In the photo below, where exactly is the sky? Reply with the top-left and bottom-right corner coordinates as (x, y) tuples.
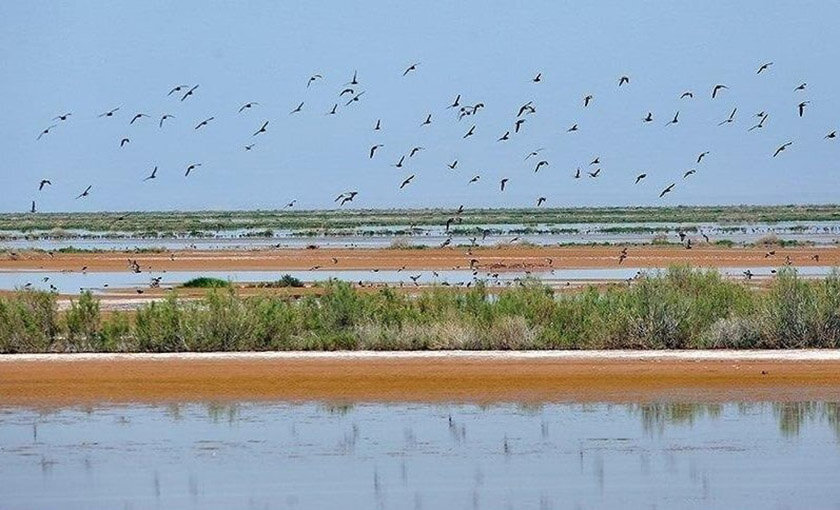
(1, 1), (838, 213)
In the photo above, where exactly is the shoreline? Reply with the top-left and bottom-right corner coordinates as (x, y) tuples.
(3, 350), (840, 406)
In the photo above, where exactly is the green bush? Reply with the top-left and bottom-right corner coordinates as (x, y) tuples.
(181, 277), (231, 289)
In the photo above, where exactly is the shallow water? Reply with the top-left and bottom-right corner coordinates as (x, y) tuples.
(1, 401), (839, 509)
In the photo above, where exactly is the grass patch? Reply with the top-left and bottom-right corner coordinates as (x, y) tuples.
(181, 277), (231, 288)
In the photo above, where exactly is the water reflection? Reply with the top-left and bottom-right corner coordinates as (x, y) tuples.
(2, 400), (839, 509)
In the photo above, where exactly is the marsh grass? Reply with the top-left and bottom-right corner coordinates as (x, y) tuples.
(2, 266), (840, 353)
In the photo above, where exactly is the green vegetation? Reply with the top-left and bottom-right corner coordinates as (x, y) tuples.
(181, 277), (231, 288)
(252, 274), (305, 288)
(2, 267), (840, 353)
(2, 205), (840, 235)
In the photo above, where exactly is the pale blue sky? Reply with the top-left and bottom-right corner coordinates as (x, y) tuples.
(1, 1), (838, 212)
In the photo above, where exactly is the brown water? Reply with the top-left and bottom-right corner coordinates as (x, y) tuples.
(1, 401), (839, 509)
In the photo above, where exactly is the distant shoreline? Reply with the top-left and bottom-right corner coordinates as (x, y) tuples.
(3, 350), (840, 406)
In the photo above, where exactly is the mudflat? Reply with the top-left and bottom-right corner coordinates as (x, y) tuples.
(2, 351), (840, 406)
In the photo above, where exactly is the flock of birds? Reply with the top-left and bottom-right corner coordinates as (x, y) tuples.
(28, 61), (836, 223)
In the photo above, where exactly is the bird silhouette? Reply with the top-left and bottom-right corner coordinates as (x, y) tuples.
(194, 117), (214, 130)
(400, 175), (415, 189)
(667, 111), (680, 125)
(618, 75), (630, 86)
(500, 178), (509, 191)
(463, 125), (476, 138)
(498, 131), (510, 141)
(588, 169), (601, 178)
(532, 72), (542, 83)
(185, 163), (202, 176)
(718, 108), (737, 126)
(252, 121), (268, 136)
(36, 125), (57, 140)
(168, 85), (189, 96)
(143, 166), (157, 181)
(583, 95), (593, 107)
(697, 151), (710, 163)
(574, 167), (581, 179)
(409, 146), (424, 157)
(635, 173), (646, 184)
(794, 83), (807, 91)
(748, 114), (768, 132)
(38, 179), (51, 190)
(326, 103), (337, 115)
(798, 101), (810, 117)
(98, 107), (120, 118)
(238, 102), (259, 113)
(307, 74), (323, 88)
(159, 114), (174, 128)
(30, 201), (36, 213)
(567, 124), (578, 132)
(403, 63), (419, 76)
(447, 94), (461, 109)
(339, 88), (354, 97)
(659, 183), (675, 198)
(120, 138), (130, 147)
(469, 175), (480, 184)
(290, 102), (304, 114)
(514, 119), (525, 133)
(712, 84), (728, 98)
(345, 91), (365, 106)
(590, 157), (600, 165)
(130, 113), (148, 124)
(76, 185), (92, 199)
(421, 114), (432, 126)
(525, 148), (544, 160)
(285, 200), (296, 208)
(53, 113), (71, 121)
(393, 155), (405, 168)
(369, 144), (384, 159)
(756, 62), (773, 74)
(773, 142), (793, 157)
(345, 70), (359, 85)
(826, 131), (837, 140)
(680, 91), (694, 99)
(374, 119), (381, 130)
(536, 197), (546, 206)
(447, 160), (458, 169)
(534, 160), (548, 173)
(180, 84), (199, 101)
(643, 112), (653, 123)
(683, 169), (696, 178)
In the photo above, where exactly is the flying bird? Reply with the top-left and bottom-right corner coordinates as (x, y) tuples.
(159, 114), (174, 128)
(168, 85), (189, 96)
(447, 94), (461, 109)
(536, 197), (546, 206)
(718, 108), (737, 126)
(567, 124), (578, 132)
(532, 72), (542, 83)
(773, 142), (793, 157)
(798, 101), (810, 117)
(498, 131), (510, 141)
(534, 160), (548, 173)
(185, 163), (201, 177)
(697, 151), (710, 163)
(252, 121), (268, 136)
(38, 179), (51, 190)
(339, 88), (354, 96)
(36, 125), (57, 140)
(463, 125), (476, 138)
(757, 62), (773, 74)
(712, 84), (728, 98)
(826, 131), (837, 140)
(643, 112), (653, 123)
(129, 113), (148, 124)
(500, 178), (509, 191)
(143, 166), (157, 181)
(290, 102), (304, 114)
(238, 102), (259, 113)
(748, 115), (768, 132)
(525, 148), (544, 160)
(120, 137), (130, 147)
(374, 119), (381, 130)
(307, 74), (323, 88)
(574, 167), (581, 179)
(30, 201), (36, 213)
(618, 75), (630, 86)
(583, 95), (593, 107)
(659, 183), (675, 198)
(421, 114), (432, 126)
(590, 157), (600, 165)
(447, 160), (458, 169)
(194, 117), (214, 130)
(409, 146), (424, 157)
(180, 84), (199, 101)
(345, 91), (365, 106)
(588, 169), (601, 178)
(76, 185), (92, 199)
(468, 175), (480, 184)
(403, 63), (419, 76)
(794, 83), (807, 91)
(98, 107), (120, 118)
(514, 119), (525, 133)
(345, 70), (359, 85)
(680, 91), (694, 99)
(400, 175), (415, 189)
(667, 111), (680, 125)
(393, 155), (405, 168)
(53, 113), (72, 121)
(635, 173), (646, 184)
(285, 200), (296, 209)
(369, 144), (384, 159)
(683, 169), (696, 179)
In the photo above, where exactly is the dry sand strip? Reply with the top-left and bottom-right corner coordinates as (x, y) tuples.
(1, 245), (837, 272)
(2, 350), (840, 406)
